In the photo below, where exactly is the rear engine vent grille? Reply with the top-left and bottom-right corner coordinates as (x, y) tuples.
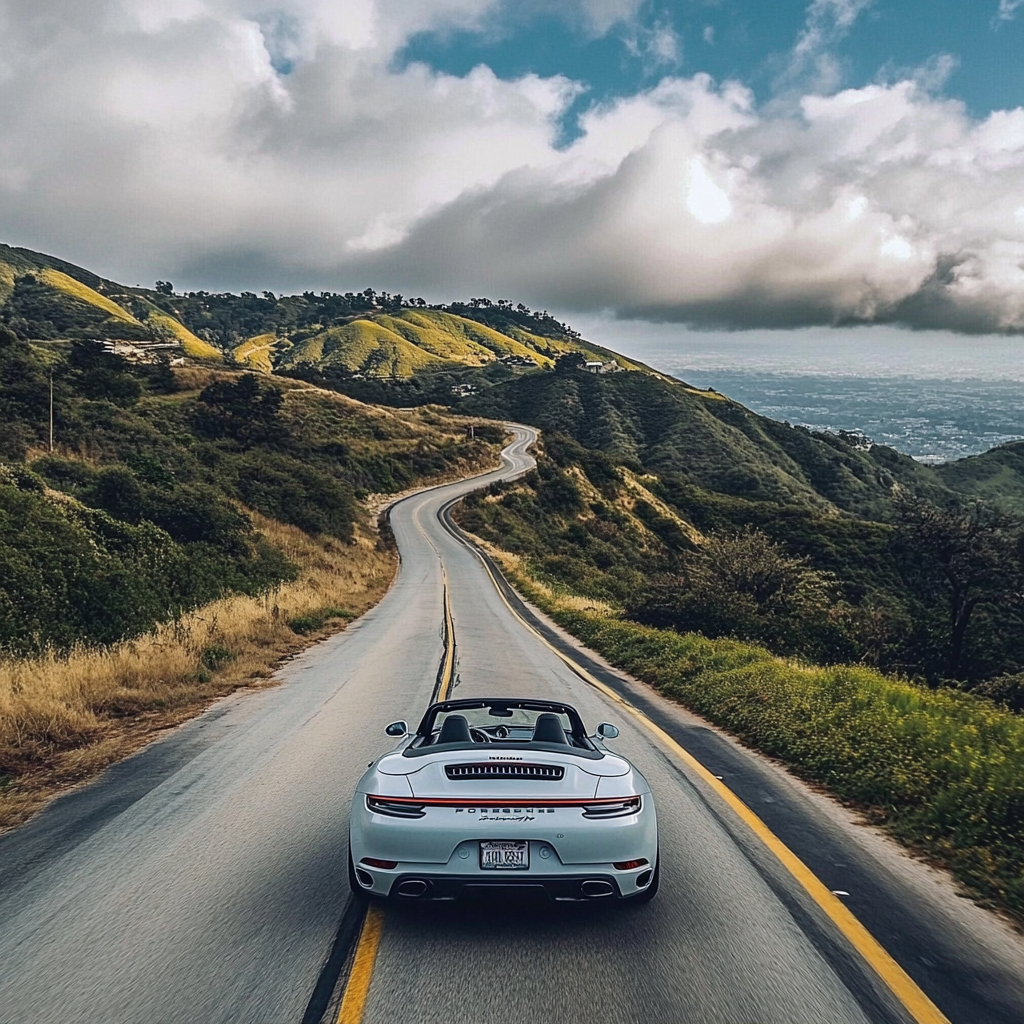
(445, 763), (565, 781)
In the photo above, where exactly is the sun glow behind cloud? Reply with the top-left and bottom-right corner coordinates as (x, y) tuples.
(686, 158), (732, 224)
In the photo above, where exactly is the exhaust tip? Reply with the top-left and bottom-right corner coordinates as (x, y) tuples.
(396, 879), (429, 898)
(580, 879), (615, 898)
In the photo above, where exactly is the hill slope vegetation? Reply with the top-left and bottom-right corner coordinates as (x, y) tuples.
(454, 367), (1024, 694)
(0, 328), (498, 654)
(0, 242), (643, 376)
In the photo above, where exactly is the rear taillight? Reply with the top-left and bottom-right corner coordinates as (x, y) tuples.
(361, 857), (398, 869)
(366, 795), (426, 818)
(582, 796), (641, 818)
(613, 857), (649, 870)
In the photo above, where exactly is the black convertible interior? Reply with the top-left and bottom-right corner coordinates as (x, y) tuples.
(403, 698), (603, 758)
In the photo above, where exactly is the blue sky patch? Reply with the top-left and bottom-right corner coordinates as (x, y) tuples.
(398, 0), (1024, 122)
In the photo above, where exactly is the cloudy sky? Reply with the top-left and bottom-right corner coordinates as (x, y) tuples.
(1, 0), (1023, 336)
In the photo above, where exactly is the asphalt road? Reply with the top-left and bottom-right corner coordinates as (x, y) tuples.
(1, 426), (1021, 1024)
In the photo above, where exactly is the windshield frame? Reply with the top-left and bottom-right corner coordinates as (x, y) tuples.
(402, 697), (601, 758)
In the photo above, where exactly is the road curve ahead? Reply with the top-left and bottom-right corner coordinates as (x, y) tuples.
(0, 426), (1014, 1024)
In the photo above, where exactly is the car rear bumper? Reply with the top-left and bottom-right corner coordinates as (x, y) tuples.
(351, 845), (657, 900)
(370, 871), (651, 901)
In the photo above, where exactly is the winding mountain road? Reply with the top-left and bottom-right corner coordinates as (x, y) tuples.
(1, 426), (1022, 1024)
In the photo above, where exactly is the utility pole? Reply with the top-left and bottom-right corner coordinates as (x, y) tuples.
(49, 372), (54, 452)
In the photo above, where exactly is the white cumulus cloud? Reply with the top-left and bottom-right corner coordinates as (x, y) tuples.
(0, 0), (1022, 335)
(996, 0), (1024, 23)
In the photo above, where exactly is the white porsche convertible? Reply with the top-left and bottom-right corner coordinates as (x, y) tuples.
(349, 698), (658, 902)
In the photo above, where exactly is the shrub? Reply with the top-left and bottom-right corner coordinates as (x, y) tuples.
(971, 672), (1024, 714)
(287, 606), (354, 634)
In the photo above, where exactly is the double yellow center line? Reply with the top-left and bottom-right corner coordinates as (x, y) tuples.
(334, 568), (456, 1024)
(437, 567), (456, 702)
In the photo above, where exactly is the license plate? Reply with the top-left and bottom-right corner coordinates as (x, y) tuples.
(480, 840), (529, 870)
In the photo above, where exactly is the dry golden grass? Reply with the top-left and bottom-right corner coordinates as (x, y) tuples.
(233, 333), (278, 372)
(171, 365), (232, 392)
(0, 513), (396, 831)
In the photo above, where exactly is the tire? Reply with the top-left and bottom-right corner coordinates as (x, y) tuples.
(627, 849), (660, 904)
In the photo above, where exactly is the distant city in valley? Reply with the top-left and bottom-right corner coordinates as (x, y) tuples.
(667, 372), (1024, 464)
(607, 329), (1024, 463)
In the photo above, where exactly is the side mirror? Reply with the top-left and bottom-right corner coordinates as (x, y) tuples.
(385, 721), (408, 737)
(597, 723), (619, 740)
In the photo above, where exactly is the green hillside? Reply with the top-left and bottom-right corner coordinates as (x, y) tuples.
(0, 243), (650, 378)
(935, 440), (1024, 510)
(455, 367), (1024, 694)
(460, 367), (951, 518)
(0, 243), (222, 359)
(263, 308), (644, 377)
(0, 329), (500, 654)
(280, 319), (448, 375)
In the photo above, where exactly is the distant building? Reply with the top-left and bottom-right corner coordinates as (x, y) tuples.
(100, 340), (180, 363)
(584, 360), (620, 374)
(450, 383), (478, 396)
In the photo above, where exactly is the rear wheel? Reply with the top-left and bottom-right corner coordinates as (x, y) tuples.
(626, 849), (660, 904)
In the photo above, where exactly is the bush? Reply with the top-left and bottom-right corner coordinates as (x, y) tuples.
(971, 672), (1024, 714)
(1, 465), (296, 655)
(226, 453), (356, 540)
(287, 606), (354, 634)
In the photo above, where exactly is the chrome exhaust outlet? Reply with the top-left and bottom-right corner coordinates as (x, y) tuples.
(580, 880), (615, 898)
(396, 879), (429, 898)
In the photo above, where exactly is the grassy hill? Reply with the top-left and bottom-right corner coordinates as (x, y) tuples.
(460, 367), (953, 518)
(233, 333), (284, 372)
(935, 440), (1024, 510)
(279, 319), (448, 375)
(454, 366), (1024, 692)
(0, 244), (223, 359)
(245, 307), (648, 377)
(0, 242), (650, 377)
(0, 330), (500, 655)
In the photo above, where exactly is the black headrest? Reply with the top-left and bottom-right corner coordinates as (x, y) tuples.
(437, 714), (472, 744)
(532, 713), (568, 745)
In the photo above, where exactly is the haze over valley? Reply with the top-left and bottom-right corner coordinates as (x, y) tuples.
(589, 325), (1024, 461)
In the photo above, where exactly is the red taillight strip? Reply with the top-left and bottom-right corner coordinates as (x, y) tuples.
(365, 794), (640, 807)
